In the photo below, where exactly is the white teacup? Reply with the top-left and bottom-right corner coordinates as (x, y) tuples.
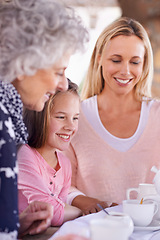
(144, 194), (160, 221)
(90, 212), (134, 240)
(123, 199), (158, 227)
(126, 183), (157, 200)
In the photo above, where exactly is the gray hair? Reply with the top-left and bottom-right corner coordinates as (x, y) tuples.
(0, 0), (89, 82)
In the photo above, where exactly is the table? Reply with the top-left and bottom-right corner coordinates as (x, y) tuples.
(49, 205), (160, 240)
(22, 205), (160, 240)
(22, 227), (59, 240)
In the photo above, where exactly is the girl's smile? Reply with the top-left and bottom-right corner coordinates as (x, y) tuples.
(46, 91), (80, 151)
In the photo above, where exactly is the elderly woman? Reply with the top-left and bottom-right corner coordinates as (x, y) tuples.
(0, 0), (88, 239)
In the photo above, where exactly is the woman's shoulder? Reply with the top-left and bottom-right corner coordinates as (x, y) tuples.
(81, 95), (97, 120)
(150, 98), (160, 110)
(0, 103), (16, 162)
(81, 95), (97, 108)
(0, 102), (15, 141)
(0, 101), (9, 119)
(146, 98), (160, 121)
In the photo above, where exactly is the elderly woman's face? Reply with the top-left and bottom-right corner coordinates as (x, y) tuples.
(13, 55), (70, 111)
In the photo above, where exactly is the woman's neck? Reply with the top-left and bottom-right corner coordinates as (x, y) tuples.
(97, 88), (141, 114)
(97, 88), (142, 138)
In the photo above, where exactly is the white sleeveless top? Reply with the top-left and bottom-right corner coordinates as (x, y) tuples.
(81, 95), (154, 152)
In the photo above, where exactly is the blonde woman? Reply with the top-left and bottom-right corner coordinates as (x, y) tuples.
(64, 17), (160, 215)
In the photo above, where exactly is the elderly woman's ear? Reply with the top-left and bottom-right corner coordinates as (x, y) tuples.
(17, 75), (24, 81)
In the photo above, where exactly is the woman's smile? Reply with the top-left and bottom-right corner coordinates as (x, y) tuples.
(114, 77), (133, 85)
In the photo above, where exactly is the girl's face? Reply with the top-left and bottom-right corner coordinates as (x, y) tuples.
(46, 91), (80, 151)
(100, 35), (145, 96)
(13, 54), (70, 111)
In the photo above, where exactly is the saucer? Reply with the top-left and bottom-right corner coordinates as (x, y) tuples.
(134, 220), (160, 231)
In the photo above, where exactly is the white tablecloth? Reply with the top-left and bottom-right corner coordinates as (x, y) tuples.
(49, 205), (160, 240)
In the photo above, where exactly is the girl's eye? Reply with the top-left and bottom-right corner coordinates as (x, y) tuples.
(56, 116), (65, 119)
(73, 117), (79, 121)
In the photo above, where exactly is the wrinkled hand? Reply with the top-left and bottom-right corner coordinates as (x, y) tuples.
(55, 235), (89, 240)
(71, 195), (109, 215)
(18, 201), (53, 238)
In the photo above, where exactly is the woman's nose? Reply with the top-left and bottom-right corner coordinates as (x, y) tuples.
(120, 62), (130, 75)
(57, 76), (68, 92)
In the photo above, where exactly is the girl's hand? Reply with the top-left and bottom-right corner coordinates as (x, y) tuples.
(72, 195), (109, 215)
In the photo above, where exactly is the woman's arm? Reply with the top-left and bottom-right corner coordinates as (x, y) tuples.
(0, 107), (19, 235)
(64, 145), (109, 214)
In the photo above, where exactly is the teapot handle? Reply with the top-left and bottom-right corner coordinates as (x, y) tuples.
(126, 188), (139, 200)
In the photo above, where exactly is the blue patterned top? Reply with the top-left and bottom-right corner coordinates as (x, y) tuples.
(0, 80), (28, 239)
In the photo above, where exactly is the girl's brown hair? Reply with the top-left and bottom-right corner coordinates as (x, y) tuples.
(24, 79), (79, 148)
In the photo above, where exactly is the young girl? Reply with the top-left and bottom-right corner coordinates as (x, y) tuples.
(18, 79), (82, 226)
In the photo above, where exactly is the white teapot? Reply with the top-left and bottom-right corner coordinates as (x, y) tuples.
(144, 166), (160, 220)
(151, 166), (160, 195)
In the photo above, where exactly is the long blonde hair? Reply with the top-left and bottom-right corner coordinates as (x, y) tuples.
(81, 17), (153, 101)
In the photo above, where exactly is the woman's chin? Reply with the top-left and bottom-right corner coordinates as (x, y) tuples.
(24, 102), (45, 112)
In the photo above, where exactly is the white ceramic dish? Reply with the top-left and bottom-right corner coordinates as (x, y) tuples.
(134, 220), (160, 231)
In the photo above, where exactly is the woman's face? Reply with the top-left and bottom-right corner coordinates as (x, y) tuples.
(46, 92), (80, 151)
(13, 54), (70, 111)
(100, 35), (145, 96)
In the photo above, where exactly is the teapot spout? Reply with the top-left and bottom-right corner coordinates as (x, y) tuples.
(151, 166), (160, 195)
(151, 166), (159, 173)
